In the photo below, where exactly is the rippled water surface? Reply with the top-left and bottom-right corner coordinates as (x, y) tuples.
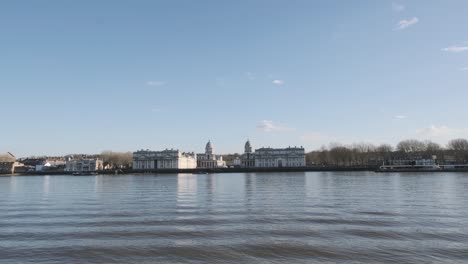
(1, 172), (468, 263)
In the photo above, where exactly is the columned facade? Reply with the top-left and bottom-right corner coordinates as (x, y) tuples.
(133, 149), (197, 170)
(65, 158), (103, 172)
(241, 140), (255, 168)
(254, 147), (306, 168)
(197, 141), (226, 168)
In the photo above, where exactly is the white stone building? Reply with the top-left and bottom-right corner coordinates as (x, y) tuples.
(133, 149), (197, 170)
(65, 158), (104, 172)
(197, 141), (226, 168)
(254, 146), (306, 168)
(241, 140), (255, 168)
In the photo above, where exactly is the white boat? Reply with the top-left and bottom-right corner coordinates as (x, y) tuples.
(377, 164), (441, 172)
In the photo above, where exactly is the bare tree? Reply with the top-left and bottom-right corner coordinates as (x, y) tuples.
(447, 139), (468, 151)
(396, 139), (426, 153)
(425, 141), (442, 153)
(304, 138), (468, 167)
(376, 144), (393, 153)
(100, 151), (133, 169)
(447, 138), (468, 163)
(423, 141), (443, 162)
(329, 146), (353, 166)
(351, 143), (376, 166)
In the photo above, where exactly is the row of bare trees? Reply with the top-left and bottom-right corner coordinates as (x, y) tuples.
(306, 138), (468, 167)
(100, 151), (133, 169)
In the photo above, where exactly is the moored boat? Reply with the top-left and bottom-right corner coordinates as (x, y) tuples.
(376, 164), (441, 172)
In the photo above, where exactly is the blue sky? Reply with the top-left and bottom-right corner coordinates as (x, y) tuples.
(1, 0), (467, 157)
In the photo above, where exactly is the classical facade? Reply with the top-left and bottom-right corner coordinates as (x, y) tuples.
(241, 140), (255, 168)
(254, 146), (306, 168)
(65, 158), (104, 172)
(197, 141), (226, 168)
(133, 149), (197, 170)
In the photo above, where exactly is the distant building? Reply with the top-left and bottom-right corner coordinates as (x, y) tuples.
(36, 157), (66, 172)
(12, 163), (31, 173)
(197, 141), (226, 168)
(442, 155), (457, 165)
(133, 149), (197, 170)
(254, 146), (306, 168)
(241, 140), (255, 168)
(65, 158), (103, 172)
(386, 158), (436, 166)
(19, 158), (45, 167)
(233, 157), (242, 167)
(0, 162), (14, 174)
(0, 152), (18, 174)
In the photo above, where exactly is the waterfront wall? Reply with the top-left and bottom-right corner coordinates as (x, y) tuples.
(12, 166), (468, 176)
(18, 166), (375, 175)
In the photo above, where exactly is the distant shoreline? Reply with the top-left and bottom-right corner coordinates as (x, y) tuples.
(3, 166), (468, 176)
(6, 167), (371, 176)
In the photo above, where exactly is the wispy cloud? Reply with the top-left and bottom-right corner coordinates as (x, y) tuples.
(257, 120), (294, 132)
(146, 81), (166, 87)
(461, 67), (468, 71)
(442, 45), (468, 53)
(395, 17), (419, 30)
(392, 2), (405, 12)
(151, 108), (162, 113)
(394, 115), (407, 119)
(272, 80), (285, 86)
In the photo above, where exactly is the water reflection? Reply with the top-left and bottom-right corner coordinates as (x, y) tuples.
(42, 175), (50, 196)
(177, 174), (198, 208)
(1, 172), (468, 264)
(203, 174), (215, 206)
(8, 175), (17, 193)
(244, 173), (255, 210)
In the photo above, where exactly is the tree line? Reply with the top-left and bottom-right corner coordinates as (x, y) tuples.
(306, 138), (468, 167)
(100, 151), (133, 169)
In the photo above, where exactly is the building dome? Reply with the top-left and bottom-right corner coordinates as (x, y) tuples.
(205, 140), (213, 154)
(244, 140), (252, 153)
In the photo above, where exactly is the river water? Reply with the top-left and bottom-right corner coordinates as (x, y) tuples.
(1, 172), (468, 263)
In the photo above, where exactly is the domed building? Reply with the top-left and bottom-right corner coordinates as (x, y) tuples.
(197, 141), (226, 168)
(240, 140), (306, 168)
(241, 140), (255, 168)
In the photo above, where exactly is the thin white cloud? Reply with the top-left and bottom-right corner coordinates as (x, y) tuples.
(146, 81), (166, 87)
(394, 115), (407, 119)
(461, 67), (468, 71)
(392, 2), (405, 12)
(442, 46), (468, 53)
(257, 120), (294, 132)
(151, 108), (162, 113)
(395, 17), (419, 30)
(272, 80), (285, 86)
